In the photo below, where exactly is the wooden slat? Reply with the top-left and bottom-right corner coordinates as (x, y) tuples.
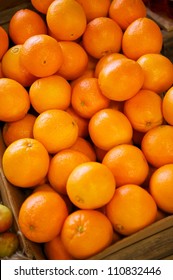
(91, 226), (173, 260)
(162, 29), (173, 62)
(162, 254), (173, 260)
(146, 8), (173, 62)
(147, 8), (173, 31)
(0, 1), (33, 31)
(89, 215), (173, 260)
(0, 0), (29, 11)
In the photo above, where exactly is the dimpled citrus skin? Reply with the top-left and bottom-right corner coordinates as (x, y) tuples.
(61, 209), (113, 259)
(106, 184), (157, 236)
(20, 34), (63, 77)
(2, 138), (50, 188)
(18, 190), (68, 243)
(66, 161), (116, 209)
(98, 58), (144, 101)
(33, 109), (79, 154)
(89, 108), (133, 151)
(46, 0), (87, 41)
(0, 78), (30, 122)
(122, 17), (163, 60)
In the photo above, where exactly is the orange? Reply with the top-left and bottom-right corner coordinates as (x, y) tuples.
(94, 52), (126, 78)
(122, 17), (163, 60)
(2, 138), (50, 188)
(109, 0), (147, 30)
(20, 34), (63, 78)
(76, 0), (111, 22)
(33, 183), (74, 214)
(141, 125), (173, 168)
(137, 53), (173, 94)
(0, 78), (30, 122)
(98, 58), (144, 101)
(71, 77), (110, 119)
(123, 89), (164, 132)
(149, 164), (173, 214)
(70, 137), (97, 162)
(48, 149), (90, 195)
(29, 75), (71, 114)
(18, 190), (68, 243)
(1, 45), (36, 87)
(82, 17), (123, 59)
(106, 184), (157, 236)
(33, 109), (78, 154)
(31, 0), (55, 14)
(89, 108), (133, 151)
(44, 235), (74, 260)
(102, 144), (149, 187)
(46, 0), (87, 41)
(162, 86), (173, 125)
(61, 209), (113, 259)
(8, 9), (48, 44)
(66, 161), (116, 209)
(57, 41), (88, 80)
(66, 107), (89, 138)
(2, 113), (36, 147)
(0, 26), (9, 60)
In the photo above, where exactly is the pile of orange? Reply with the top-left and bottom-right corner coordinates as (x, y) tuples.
(0, 0), (173, 260)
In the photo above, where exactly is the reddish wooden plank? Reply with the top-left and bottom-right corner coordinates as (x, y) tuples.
(0, 1), (32, 31)
(90, 225), (173, 260)
(89, 214), (173, 259)
(0, 0), (30, 11)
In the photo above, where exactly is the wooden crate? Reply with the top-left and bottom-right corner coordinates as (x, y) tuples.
(0, 0), (173, 260)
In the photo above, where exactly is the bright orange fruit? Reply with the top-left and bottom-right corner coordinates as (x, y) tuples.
(102, 144), (149, 187)
(66, 161), (116, 209)
(106, 184), (157, 235)
(0, 78), (30, 122)
(18, 190), (68, 242)
(33, 109), (78, 154)
(82, 17), (123, 59)
(0, 26), (9, 60)
(122, 17), (163, 60)
(61, 209), (113, 259)
(46, 0), (87, 41)
(20, 34), (63, 77)
(149, 164), (173, 214)
(98, 58), (144, 101)
(2, 138), (50, 188)
(89, 108), (133, 151)
(8, 8), (48, 44)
